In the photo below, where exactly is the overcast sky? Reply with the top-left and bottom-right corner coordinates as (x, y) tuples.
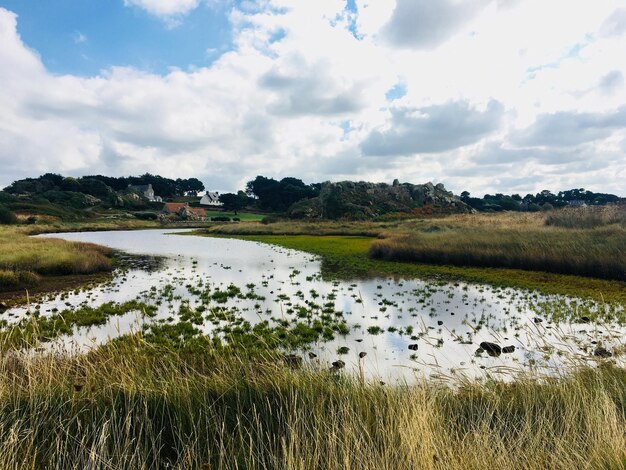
(0, 0), (625, 196)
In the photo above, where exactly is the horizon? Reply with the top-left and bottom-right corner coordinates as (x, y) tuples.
(1, 1), (625, 196)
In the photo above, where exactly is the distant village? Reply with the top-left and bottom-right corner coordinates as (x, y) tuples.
(128, 184), (222, 221)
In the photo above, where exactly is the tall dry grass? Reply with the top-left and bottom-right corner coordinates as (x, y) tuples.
(0, 339), (624, 469)
(0, 226), (112, 292)
(546, 205), (626, 229)
(370, 221), (626, 281)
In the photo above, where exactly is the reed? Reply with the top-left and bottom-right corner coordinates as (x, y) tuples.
(0, 226), (113, 292)
(0, 339), (624, 469)
(369, 225), (626, 281)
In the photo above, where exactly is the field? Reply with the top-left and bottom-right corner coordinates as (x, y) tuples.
(1, 208), (626, 468)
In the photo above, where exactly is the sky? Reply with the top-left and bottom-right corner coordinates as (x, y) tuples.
(0, 0), (625, 196)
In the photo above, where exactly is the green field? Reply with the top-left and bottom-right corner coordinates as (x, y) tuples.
(203, 209), (266, 221)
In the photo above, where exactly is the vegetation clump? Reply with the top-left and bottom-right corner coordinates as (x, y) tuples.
(0, 339), (624, 469)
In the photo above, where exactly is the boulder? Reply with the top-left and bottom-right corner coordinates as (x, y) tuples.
(479, 341), (502, 357)
(593, 347), (613, 358)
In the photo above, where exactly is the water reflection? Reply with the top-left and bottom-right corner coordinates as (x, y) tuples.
(5, 229), (624, 383)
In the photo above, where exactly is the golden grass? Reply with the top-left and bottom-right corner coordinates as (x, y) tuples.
(370, 225), (626, 280)
(0, 339), (624, 469)
(0, 226), (113, 292)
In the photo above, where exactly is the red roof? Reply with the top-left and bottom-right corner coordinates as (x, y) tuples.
(188, 207), (206, 216)
(164, 202), (186, 213)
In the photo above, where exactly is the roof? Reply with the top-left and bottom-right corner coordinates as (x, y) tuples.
(163, 202), (187, 213)
(188, 207), (206, 216)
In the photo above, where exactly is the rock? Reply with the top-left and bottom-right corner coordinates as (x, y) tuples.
(0, 302), (8, 313)
(580, 316), (591, 323)
(287, 180), (473, 220)
(359, 352), (367, 358)
(331, 360), (345, 370)
(437, 320), (443, 326)
(308, 352), (317, 359)
(408, 344), (418, 351)
(593, 347), (613, 358)
(533, 317), (543, 323)
(479, 341), (502, 357)
(283, 354), (303, 368)
(502, 345), (516, 354)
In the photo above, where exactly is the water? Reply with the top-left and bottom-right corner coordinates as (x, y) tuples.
(4, 229), (624, 383)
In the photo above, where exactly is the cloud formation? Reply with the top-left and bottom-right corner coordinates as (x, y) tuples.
(381, 0), (489, 49)
(1, 1), (626, 197)
(512, 107), (626, 147)
(361, 100), (504, 155)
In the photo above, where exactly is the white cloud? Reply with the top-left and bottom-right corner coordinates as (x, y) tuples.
(123, 0), (200, 20)
(1, 1), (626, 196)
(73, 31), (87, 44)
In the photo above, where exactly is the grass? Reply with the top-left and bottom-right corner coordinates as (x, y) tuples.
(545, 205), (626, 228)
(203, 210), (267, 221)
(0, 225), (114, 294)
(197, 210), (626, 303)
(197, 233), (626, 305)
(0, 338), (624, 469)
(369, 226), (626, 281)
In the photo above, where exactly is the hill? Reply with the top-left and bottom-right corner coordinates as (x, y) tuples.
(287, 180), (472, 220)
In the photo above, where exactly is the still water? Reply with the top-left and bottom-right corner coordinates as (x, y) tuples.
(6, 229), (624, 382)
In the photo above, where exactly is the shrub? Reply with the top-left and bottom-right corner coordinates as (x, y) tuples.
(211, 216), (231, 222)
(0, 206), (18, 225)
(261, 216), (280, 225)
(134, 211), (159, 221)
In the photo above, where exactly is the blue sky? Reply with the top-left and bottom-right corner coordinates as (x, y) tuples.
(0, 0), (233, 75)
(0, 0), (625, 196)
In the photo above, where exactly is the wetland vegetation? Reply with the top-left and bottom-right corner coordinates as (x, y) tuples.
(0, 340), (625, 469)
(0, 207), (625, 469)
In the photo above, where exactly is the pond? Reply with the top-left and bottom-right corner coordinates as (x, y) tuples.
(4, 229), (625, 383)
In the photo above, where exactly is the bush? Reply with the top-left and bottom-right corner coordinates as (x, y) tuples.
(134, 211), (159, 221)
(261, 216), (280, 225)
(232, 217), (240, 222)
(211, 216), (231, 222)
(0, 206), (18, 225)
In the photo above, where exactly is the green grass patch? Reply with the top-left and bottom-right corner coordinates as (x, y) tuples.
(199, 233), (626, 304)
(203, 210), (266, 221)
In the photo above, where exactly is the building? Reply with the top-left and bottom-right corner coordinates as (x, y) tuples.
(128, 184), (162, 202)
(185, 207), (207, 220)
(162, 202), (206, 220)
(199, 191), (222, 206)
(163, 202), (187, 214)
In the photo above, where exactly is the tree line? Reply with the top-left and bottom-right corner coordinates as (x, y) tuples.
(4, 173), (205, 200)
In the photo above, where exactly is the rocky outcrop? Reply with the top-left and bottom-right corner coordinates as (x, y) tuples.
(287, 180), (473, 220)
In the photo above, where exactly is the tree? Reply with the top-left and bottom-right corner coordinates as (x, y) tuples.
(219, 191), (248, 214)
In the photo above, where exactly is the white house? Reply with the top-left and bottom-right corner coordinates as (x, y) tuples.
(128, 184), (162, 202)
(200, 191), (222, 206)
